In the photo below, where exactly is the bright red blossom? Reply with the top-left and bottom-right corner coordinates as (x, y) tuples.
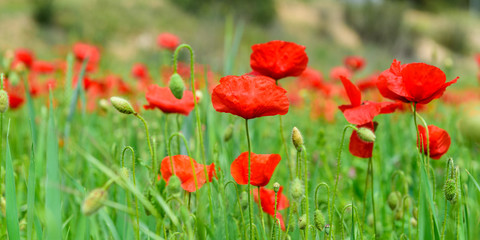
(144, 85), (195, 115)
(344, 56), (366, 72)
(32, 61), (56, 74)
(13, 49), (35, 68)
(253, 186), (289, 231)
(160, 155), (217, 192)
(349, 122), (377, 158)
(417, 125), (451, 159)
(250, 40), (308, 80)
(230, 152), (281, 187)
(377, 60), (458, 104)
(157, 33), (180, 51)
(73, 42), (100, 72)
(212, 75), (289, 119)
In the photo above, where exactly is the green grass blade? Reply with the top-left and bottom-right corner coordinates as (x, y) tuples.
(465, 169), (480, 193)
(45, 93), (62, 239)
(27, 144), (36, 240)
(419, 161), (441, 239)
(5, 119), (21, 240)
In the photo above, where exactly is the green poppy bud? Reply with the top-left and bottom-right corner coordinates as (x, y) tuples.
(290, 178), (304, 200)
(110, 97), (135, 115)
(444, 178), (457, 202)
(410, 217), (417, 227)
(0, 90), (9, 113)
(167, 175), (182, 196)
(394, 209), (404, 221)
(223, 124), (234, 142)
(119, 167), (129, 179)
(314, 209), (325, 231)
(273, 182), (281, 193)
(99, 99), (109, 113)
(169, 73), (185, 99)
(357, 127), (376, 143)
(82, 188), (108, 216)
(387, 191), (401, 210)
(298, 214), (307, 230)
(292, 127), (304, 152)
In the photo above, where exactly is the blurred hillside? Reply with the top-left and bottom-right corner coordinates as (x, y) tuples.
(1, 0), (480, 83)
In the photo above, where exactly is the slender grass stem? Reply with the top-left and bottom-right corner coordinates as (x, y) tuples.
(122, 146), (139, 240)
(302, 146), (310, 240)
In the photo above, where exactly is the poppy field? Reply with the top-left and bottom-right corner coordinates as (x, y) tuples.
(2, 1), (480, 240)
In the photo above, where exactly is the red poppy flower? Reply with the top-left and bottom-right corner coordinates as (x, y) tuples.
(231, 152), (281, 187)
(157, 33), (180, 51)
(250, 40), (308, 80)
(357, 73), (379, 92)
(417, 125), (451, 159)
(13, 49), (35, 68)
(253, 186), (289, 231)
(73, 42), (100, 72)
(160, 155), (217, 192)
(4, 79), (25, 109)
(131, 63), (150, 79)
(144, 85), (195, 115)
(475, 54), (480, 67)
(330, 66), (352, 81)
(32, 61), (56, 74)
(212, 75), (289, 119)
(338, 76), (398, 125)
(377, 59), (458, 104)
(349, 122), (377, 158)
(344, 56), (366, 72)
(297, 68), (331, 95)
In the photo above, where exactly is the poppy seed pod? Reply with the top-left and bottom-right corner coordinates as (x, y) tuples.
(444, 179), (457, 202)
(314, 209), (325, 231)
(290, 178), (304, 200)
(0, 90), (9, 113)
(387, 191), (402, 210)
(273, 182), (280, 193)
(82, 188), (108, 216)
(110, 97), (135, 115)
(298, 214), (307, 230)
(223, 124), (234, 142)
(292, 127), (304, 152)
(169, 73), (185, 100)
(357, 127), (376, 143)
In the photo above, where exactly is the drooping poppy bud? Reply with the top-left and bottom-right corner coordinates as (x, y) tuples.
(298, 214), (307, 229)
(166, 175), (182, 196)
(290, 178), (304, 200)
(394, 208), (404, 220)
(444, 179), (457, 202)
(119, 167), (129, 179)
(410, 217), (418, 227)
(82, 188), (108, 216)
(387, 191), (401, 210)
(169, 73), (185, 100)
(0, 90), (9, 113)
(356, 127), (376, 143)
(292, 127), (304, 152)
(314, 209), (325, 231)
(110, 97), (135, 115)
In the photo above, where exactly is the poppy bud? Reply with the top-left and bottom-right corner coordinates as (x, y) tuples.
(413, 207), (418, 220)
(298, 214), (307, 230)
(82, 188), (108, 216)
(324, 224), (330, 235)
(169, 73), (185, 100)
(110, 97), (135, 115)
(290, 178), (304, 200)
(99, 99), (109, 113)
(410, 217), (417, 227)
(292, 127), (304, 152)
(0, 90), (9, 113)
(223, 124), (234, 142)
(119, 167), (129, 179)
(357, 127), (376, 143)
(166, 175), (182, 196)
(394, 209), (404, 221)
(314, 209), (325, 231)
(444, 179), (457, 202)
(387, 191), (401, 210)
(240, 191), (248, 209)
(273, 182), (280, 193)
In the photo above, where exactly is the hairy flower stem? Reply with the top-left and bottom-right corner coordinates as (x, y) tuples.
(173, 44), (214, 225)
(369, 157), (377, 238)
(257, 186), (266, 237)
(302, 146), (310, 240)
(331, 125), (355, 238)
(167, 132), (198, 191)
(133, 113), (155, 181)
(278, 115), (291, 180)
(245, 119), (254, 240)
(122, 147), (139, 240)
(271, 190), (279, 240)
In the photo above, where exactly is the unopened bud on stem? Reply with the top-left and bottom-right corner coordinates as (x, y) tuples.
(357, 127), (376, 142)
(169, 73), (185, 99)
(292, 127), (304, 152)
(82, 188), (108, 216)
(110, 97), (135, 115)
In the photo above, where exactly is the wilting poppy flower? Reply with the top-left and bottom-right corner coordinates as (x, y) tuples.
(73, 42), (100, 72)
(144, 85), (195, 115)
(250, 40), (308, 80)
(231, 152), (281, 187)
(349, 122), (377, 158)
(344, 56), (365, 72)
(417, 125), (451, 159)
(253, 186), (289, 231)
(377, 59), (458, 104)
(160, 155), (217, 192)
(330, 66), (352, 81)
(157, 33), (180, 51)
(212, 75), (289, 119)
(338, 76), (398, 125)
(12, 49), (35, 68)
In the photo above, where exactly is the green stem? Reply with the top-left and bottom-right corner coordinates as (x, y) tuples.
(225, 181), (246, 240)
(167, 132), (197, 191)
(122, 146), (139, 240)
(302, 146), (310, 240)
(314, 182), (330, 211)
(134, 114), (155, 180)
(278, 115), (291, 180)
(369, 157), (377, 238)
(362, 158), (371, 223)
(258, 186), (266, 237)
(245, 119), (254, 240)
(272, 190), (279, 240)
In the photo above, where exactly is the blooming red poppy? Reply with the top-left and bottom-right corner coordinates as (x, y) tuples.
(212, 75), (289, 119)
(12, 49), (35, 69)
(131, 63), (150, 80)
(160, 155), (217, 192)
(330, 66), (352, 81)
(377, 59), (458, 104)
(144, 85), (195, 115)
(250, 40), (308, 80)
(357, 73), (379, 92)
(297, 68), (332, 95)
(349, 122), (377, 158)
(157, 33), (180, 51)
(344, 56), (365, 72)
(73, 42), (100, 72)
(4, 79), (25, 109)
(32, 61), (56, 74)
(417, 125), (451, 159)
(252, 186), (289, 231)
(231, 152), (281, 187)
(338, 76), (398, 125)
